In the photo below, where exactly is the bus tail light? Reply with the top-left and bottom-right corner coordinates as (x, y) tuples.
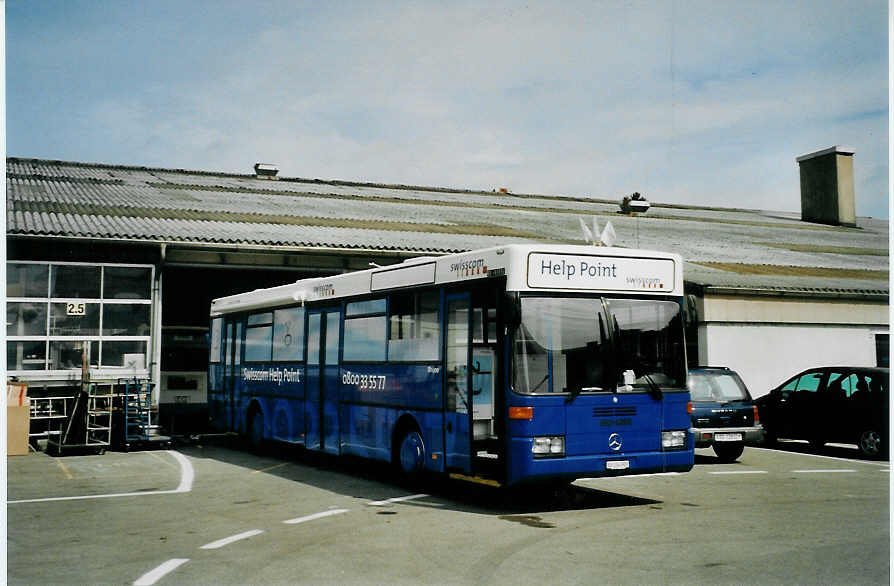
(533, 436), (565, 457)
(509, 406), (534, 420)
(661, 430), (687, 450)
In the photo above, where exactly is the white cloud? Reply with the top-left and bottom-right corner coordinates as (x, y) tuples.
(13, 0), (887, 217)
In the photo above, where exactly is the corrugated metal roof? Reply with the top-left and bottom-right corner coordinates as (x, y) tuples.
(6, 157), (889, 297)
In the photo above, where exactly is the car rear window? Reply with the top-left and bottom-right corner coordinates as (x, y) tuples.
(688, 372), (749, 402)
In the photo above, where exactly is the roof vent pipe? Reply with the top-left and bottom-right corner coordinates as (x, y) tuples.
(254, 163), (279, 180)
(796, 146), (855, 227)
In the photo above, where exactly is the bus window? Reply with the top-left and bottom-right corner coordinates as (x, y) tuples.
(605, 298), (686, 389)
(245, 312), (272, 362)
(209, 318), (222, 364)
(273, 307), (305, 362)
(346, 299), (386, 316)
(389, 291), (439, 362)
(513, 298), (609, 394)
(344, 316), (386, 361)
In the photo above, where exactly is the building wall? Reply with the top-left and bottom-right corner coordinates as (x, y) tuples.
(695, 294), (889, 397)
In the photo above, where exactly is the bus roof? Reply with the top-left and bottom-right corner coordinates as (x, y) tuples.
(210, 244), (684, 316)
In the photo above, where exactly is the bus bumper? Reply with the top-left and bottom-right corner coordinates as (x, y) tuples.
(506, 437), (695, 486)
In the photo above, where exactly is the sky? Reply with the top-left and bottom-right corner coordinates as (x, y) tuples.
(6, 1), (890, 219)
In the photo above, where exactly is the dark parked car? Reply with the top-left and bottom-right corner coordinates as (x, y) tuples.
(755, 366), (889, 459)
(688, 367), (764, 462)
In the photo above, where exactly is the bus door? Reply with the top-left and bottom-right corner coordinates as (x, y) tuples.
(306, 308), (342, 454)
(222, 318), (243, 431)
(445, 293), (472, 473)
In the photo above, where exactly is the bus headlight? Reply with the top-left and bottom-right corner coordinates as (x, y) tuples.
(533, 436), (565, 457)
(661, 430), (687, 450)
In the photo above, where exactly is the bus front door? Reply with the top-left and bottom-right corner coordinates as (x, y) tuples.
(445, 294), (472, 473)
(306, 308), (342, 454)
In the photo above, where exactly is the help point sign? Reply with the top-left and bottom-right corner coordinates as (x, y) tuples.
(527, 252), (676, 292)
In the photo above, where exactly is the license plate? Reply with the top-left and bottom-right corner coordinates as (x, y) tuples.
(606, 460), (630, 470)
(715, 433), (742, 442)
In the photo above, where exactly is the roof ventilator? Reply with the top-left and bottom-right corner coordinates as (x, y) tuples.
(254, 163), (279, 180)
(620, 192), (650, 214)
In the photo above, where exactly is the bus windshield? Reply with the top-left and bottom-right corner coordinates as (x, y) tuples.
(512, 296), (686, 395)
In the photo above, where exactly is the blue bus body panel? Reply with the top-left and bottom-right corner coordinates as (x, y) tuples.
(339, 364), (442, 409)
(506, 391), (693, 485)
(321, 364), (340, 454)
(339, 364), (444, 470)
(305, 368), (321, 450)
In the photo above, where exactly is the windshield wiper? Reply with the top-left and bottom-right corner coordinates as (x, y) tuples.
(642, 373), (663, 400)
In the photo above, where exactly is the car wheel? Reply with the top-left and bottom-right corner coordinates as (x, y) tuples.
(713, 442), (744, 463)
(858, 429), (885, 459)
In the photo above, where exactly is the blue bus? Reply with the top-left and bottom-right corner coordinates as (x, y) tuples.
(208, 244), (693, 486)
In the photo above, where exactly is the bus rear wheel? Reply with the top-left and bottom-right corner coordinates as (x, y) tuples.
(395, 429), (426, 481)
(248, 408), (265, 452)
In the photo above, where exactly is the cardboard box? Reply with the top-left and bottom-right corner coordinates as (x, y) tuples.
(7, 382), (29, 406)
(7, 405), (31, 455)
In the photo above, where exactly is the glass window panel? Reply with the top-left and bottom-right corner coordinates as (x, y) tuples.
(235, 323), (243, 365)
(100, 340), (147, 368)
(7, 302), (47, 336)
(794, 372), (823, 392)
(346, 299), (386, 316)
(244, 326), (272, 362)
(161, 330), (208, 371)
(388, 291), (439, 362)
(51, 265), (101, 299)
(7, 341), (46, 370)
(209, 318), (223, 363)
(102, 304), (151, 336)
(49, 302), (100, 336)
(273, 307), (305, 362)
(307, 314), (321, 366)
(48, 341), (99, 369)
(224, 323), (234, 376)
(7, 263), (49, 297)
(343, 316), (386, 361)
(325, 312), (340, 365)
(103, 266), (151, 300)
(248, 312), (273, 326)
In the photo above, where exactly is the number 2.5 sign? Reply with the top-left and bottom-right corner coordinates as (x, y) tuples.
(66, 302), (86, 316)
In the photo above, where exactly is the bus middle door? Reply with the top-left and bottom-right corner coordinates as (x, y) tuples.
(306, 308), (342, 454)
(222, 318), (243, 432)
(444, 293), (472, 473)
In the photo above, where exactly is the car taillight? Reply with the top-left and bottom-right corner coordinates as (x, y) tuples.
(687, 401), (694, 414)
(753, 405), (760, 424)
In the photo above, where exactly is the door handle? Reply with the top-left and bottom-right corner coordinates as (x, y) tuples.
(446, 421), (453, 433)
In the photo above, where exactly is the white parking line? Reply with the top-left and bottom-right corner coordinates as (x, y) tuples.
(9, 450), (195, 504)
(748, 446), (889, 467)
(283, 508), (350, 524)
(578, 472), (682, 481)
(199, 529), (264, 550)
(709, 470), (768, 475)
(133, 558), (189, 586)
(791, 469), (856, 473)
(368, 493), (428, 506)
